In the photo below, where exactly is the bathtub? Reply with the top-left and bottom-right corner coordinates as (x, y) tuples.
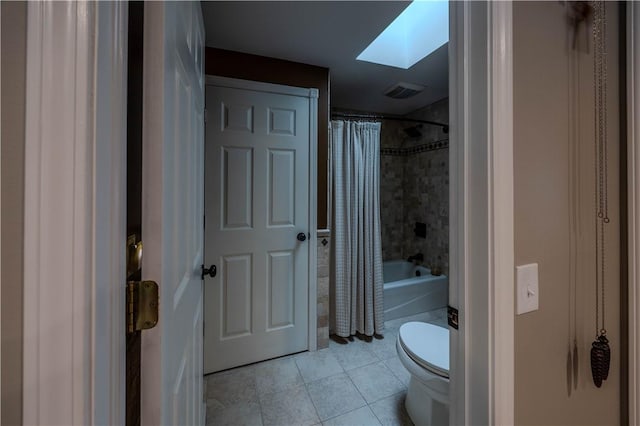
(383, 260), (448, 321)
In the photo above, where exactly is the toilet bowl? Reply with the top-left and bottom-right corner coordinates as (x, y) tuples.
(396, 321), (449, 426)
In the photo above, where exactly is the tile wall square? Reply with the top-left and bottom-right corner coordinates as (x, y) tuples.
(317, 327), (330, 349)
(317, 234), (331, 349)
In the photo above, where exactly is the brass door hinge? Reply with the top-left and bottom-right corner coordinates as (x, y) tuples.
(125, 234), (158, 333)
(127, 280), (159, 333)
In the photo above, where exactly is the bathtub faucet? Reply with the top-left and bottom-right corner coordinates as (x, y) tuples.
(407, 253), (424, 264)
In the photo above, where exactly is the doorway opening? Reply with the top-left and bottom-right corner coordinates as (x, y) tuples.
(200, 2), (452, 425)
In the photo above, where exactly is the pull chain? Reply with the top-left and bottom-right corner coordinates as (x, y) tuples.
(590, 0), (610, 389)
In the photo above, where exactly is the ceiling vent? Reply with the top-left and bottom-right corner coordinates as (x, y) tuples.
(383, 82), (426, 99)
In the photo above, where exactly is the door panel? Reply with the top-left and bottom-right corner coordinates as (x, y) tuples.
(267, 250), (295, 329)
(269, 149), (296, 226)
(140, 2), (204, 425)
(222, 254), (253, 338)
(204, 83), (311, 373)
(222, 147), (253, 228)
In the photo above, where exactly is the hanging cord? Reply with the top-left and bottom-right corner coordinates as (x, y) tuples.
(593, 0), (608, 336)
(592, 0), (599, 339)
(600, 2), (608, 335)
(590, 0), (611, 388)
(567, 30), (581, 393)
(572, 33), (583, 390)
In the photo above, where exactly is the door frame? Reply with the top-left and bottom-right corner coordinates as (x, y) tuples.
(22, 1), (127, 424)
(204, 75), (319, 352)
(449, 2), (514, 424)
(19, 1), (640, 425)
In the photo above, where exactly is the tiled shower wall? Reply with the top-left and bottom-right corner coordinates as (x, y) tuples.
(379, 120), (407, 261)
(317, 230), (330, 349)
(379, 98), (449, 274)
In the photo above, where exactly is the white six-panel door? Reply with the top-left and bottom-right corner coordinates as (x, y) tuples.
(204, 78), (317, 373)
(141, 2), (205, 425)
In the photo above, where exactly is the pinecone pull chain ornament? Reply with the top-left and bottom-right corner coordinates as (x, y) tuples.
(590, 331), (610, 387)
(588, 1), (612, 390)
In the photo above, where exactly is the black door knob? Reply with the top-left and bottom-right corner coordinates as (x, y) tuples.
(297, 232), (307, 242)
(201, 264), (216, 280)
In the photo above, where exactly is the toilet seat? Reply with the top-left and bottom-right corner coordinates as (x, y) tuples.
(398, 322), (449, 378)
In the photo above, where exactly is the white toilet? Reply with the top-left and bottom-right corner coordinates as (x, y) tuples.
(396, 321), (449, 426)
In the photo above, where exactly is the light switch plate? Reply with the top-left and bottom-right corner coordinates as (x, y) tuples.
(516, 263), (539, 315)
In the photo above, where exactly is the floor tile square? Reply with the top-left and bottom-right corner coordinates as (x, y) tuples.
(383, 355), (411, 386)
(306, 374), (367, 421)
(255, 356), (304, 396)
(367, 332), (399, 361)
(205, 401), (262, 426)
(347, 361), (405, 404)
(206, 365), (257, 408)
(260, 385), (320, 426)
(323, 406), (382, 426)
(369, 392), (414, 426)
(329, 339), (379, 371)
(295, 348), (344, 383)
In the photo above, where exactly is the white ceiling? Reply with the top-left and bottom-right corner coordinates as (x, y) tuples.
(201, 1), (449, 116)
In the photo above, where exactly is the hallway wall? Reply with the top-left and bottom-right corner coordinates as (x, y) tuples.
(1, 2), (26, 424)
(513, 2), (622, 424)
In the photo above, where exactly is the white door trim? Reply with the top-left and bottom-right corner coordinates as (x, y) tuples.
(204, 75), (319, 351)
(447, 4), (466, 423)
(449, 2), (514, 424)
(206, 75), (319, 100)
(488, 2), (515, 423)
(628, 2), (640, 424)
(308, 88), (319, 351)
(23, 2), (127, 424)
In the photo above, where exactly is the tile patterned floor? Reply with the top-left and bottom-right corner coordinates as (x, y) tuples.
(204, 308), (448, 426)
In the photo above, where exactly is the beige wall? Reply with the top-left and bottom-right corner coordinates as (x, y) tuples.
(514, 2), (621, 424)
(1, 2), (26, 425)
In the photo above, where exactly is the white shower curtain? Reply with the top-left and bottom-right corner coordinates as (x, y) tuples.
(331, 120), (384, 337)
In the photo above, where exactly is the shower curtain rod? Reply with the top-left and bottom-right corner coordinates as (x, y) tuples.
(331, 112), (449, 133)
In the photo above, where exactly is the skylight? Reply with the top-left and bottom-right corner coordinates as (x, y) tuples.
(356, 0), (449, 69)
